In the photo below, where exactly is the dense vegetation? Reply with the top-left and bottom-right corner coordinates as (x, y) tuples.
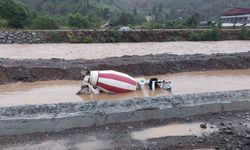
(1, 0), (250, 29)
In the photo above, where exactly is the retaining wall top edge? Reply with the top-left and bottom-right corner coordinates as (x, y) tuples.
(0, 89), (250, 119)
(0, 29), (242, 32)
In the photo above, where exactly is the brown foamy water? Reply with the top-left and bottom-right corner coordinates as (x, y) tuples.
(0, 41), (249, 60)
(131, 122), (218, 141)
(0, 69), (250, 107)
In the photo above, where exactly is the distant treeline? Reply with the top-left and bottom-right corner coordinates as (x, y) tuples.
(1, 0), (250, 30)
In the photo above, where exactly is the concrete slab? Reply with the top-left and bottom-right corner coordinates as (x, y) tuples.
(0, 89), (250, 136)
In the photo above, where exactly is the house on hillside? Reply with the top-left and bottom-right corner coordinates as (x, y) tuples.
(145, 15), (153, 22)
(221, 8), (250, 27)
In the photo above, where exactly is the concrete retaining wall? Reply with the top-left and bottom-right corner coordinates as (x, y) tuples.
(0, 29), (244, 44)
(0, 89), (250, 136)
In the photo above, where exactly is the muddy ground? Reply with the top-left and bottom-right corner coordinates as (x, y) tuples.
(0, 110), (249, 150)
(1, 51), (250, 84)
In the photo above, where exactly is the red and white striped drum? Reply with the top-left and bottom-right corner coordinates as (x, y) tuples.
(88, 70), (137, 93)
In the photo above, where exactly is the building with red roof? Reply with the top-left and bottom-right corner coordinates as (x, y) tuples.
(221, 8), (250, 27)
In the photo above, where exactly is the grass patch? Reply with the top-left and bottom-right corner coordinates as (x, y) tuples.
(188, 27), (220, 41)
(239, 27), (250, 40)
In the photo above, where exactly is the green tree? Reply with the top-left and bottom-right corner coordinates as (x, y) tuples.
(158, 3), (163, 13)
(67, 12), (101, 29)
(111, 12), (136, 26)
(185, 13), (200, 28)
(87, 14), (101, 28)
(133, 8), (138, 16)
(0, 18), (7, 28)
(101, 8), (111, 20)
(152, 5), (157, 15)
(68, 13), (90, 28)
(32, 16), (59, 29)
(0, 0), (29, 28)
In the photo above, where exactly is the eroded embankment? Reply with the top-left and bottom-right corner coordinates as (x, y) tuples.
(1, 52), (250, 84)
(0, 89), (250, 136)
(0, 29), (247, 44)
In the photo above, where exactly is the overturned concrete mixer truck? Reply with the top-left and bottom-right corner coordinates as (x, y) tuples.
(77, 70), (172, 94)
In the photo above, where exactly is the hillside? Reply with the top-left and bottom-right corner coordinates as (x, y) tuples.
(17, 0), (250, 20)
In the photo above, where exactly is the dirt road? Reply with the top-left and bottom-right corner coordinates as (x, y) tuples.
(1, 110), (249, 150)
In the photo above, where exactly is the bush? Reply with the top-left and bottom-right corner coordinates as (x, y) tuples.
(110, 12), (137, 26)
(187, 32), (201, 41)
(185, 13), (199, 28)
(32, 16), (59, 30)
(67, 13), (101, 29)
(83, 36), (93, 43)
(188, 27), (220, 41)
(49, 32), (65, 43)
(107, 30), (122, 42)
(68, 13), (89, 29)
(131, 34), (141, 42)
(208, 27), (220, 41)
(0, 0), (29, 28)
(0, 18), (7, 28)
(239, 27), (250, 40)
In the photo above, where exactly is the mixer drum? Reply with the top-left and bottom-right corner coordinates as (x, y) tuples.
(88, 70), (137, 93)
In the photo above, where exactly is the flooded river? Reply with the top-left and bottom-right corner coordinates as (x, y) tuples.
(0, 41), (249, 60)
(0, 69), (250, 107)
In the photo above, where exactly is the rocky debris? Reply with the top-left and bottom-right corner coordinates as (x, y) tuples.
(0, 89), (250, 119)
(200, 123), (207, 129)
(220, 122), (225, 126)
(246, 129), (250, 134)
(223, 129), (234, 135)
(0, 30), (245, 44)
(0, 31), (45, 44)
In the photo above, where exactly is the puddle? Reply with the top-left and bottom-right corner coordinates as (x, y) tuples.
(3, 137), (110, 150)
(244, 122), (250, 128)
(75, 137), (111, 150)
(0, 41), (249, 60)
(2, 136), (111, 150)
(131, 122), (218, 141)
(3, 140), (68, 150)
(0, 80), (83, 106)
(0, 69), (250, 107)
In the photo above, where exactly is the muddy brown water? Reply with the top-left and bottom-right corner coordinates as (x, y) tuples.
(131, 122), (218, 141)
(3, 137), (112, 150)
(0, 41), (249, 60)
(2, 122), (216, 150)
(0, 69), (250, 107)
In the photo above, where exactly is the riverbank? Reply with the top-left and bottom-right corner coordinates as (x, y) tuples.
(0, 29), (249, 44)
(1, 52), (250, 84)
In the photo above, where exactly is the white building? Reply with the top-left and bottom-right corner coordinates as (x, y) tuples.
(145, 15), (153, 22)
(221, 8), (250, 27)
